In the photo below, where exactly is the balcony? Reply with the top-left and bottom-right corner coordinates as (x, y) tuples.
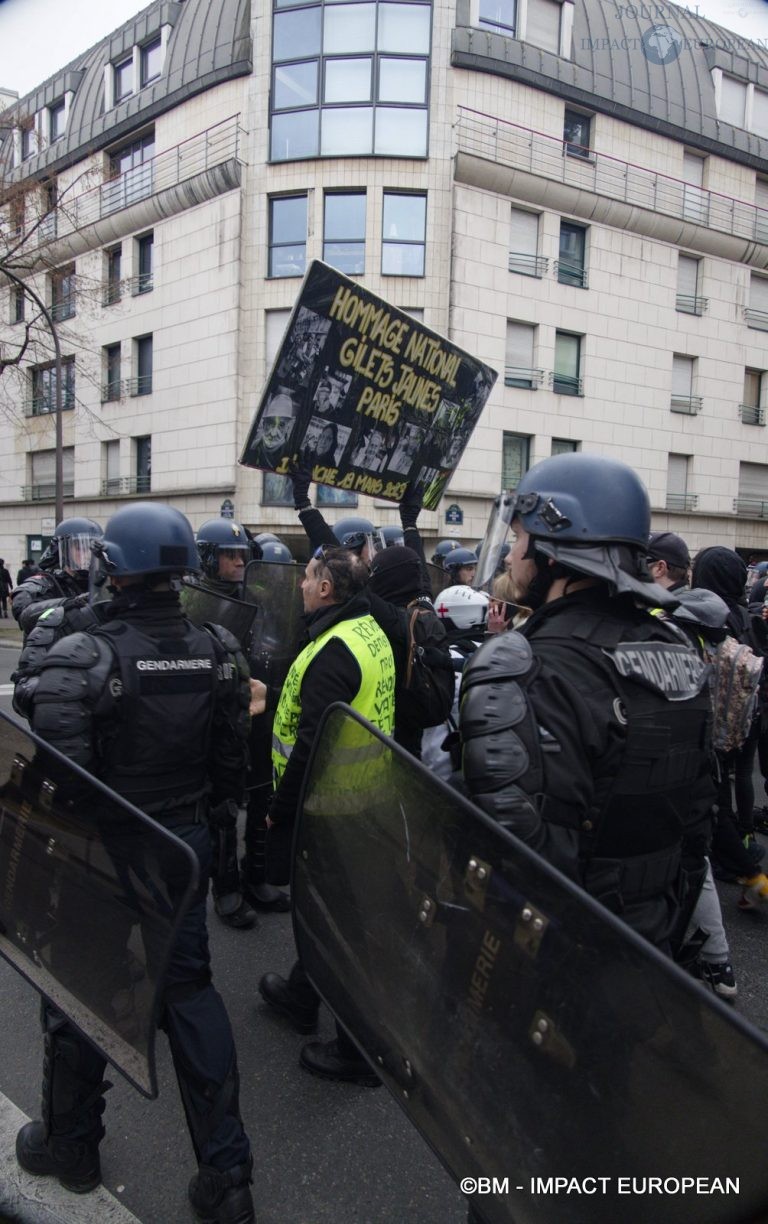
(665, 493), (698, 512)
(24, 392), (75, 417)
(508, 251), (548, 277)
(455, 108), (768, 247)
(734, 497), (768, 519)
(31, 117), (243, 250)
(504, 366), (544, 388)
(550, 372), (583, 396)
(675, 294), (708, 316)
(745, 307), (768, 332)
(740, 403), (766, 426)
(50, 299), (75, 323)
(670, 394), (703, 415)
(22, 482), (74, 501)
(555, 260), (587, 289)
(126, 375), (152, 397)
(100, 476), (151, 495)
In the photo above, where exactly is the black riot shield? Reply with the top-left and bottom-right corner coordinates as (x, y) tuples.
(0, 712), (198, 1099)
(180, 580), (258, 651)
(426, 561), (452, 603)
(244, 559), (304, 686)
(294, 705), (768, 1224)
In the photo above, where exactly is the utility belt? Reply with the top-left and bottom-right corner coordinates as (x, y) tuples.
(581, 844), (682, 911)
(146, 796), (208, 830)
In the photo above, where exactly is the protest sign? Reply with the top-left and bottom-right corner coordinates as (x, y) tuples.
(240, 261), (496, 511)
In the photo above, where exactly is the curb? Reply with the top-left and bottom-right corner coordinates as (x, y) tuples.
(0, 1096), (141, 1224)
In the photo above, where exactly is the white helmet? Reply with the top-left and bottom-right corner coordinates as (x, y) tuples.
(435, 585), (489, 631)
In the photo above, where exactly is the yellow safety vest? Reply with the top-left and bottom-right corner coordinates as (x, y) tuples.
(271, 612), (395, 789)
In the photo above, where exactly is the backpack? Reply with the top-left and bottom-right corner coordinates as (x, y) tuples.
(703, 626), (763, 755)
(400, 601), (455, 729)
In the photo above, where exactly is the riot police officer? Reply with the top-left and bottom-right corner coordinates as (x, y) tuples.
(17, 503), (255, 1224)
(462, 453), (714, 952)
(12, 516), (103, 634)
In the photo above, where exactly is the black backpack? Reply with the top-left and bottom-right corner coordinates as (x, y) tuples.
(399, 601), (455, 729)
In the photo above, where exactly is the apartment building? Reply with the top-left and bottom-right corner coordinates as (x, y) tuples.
(1, 0), (767, 563)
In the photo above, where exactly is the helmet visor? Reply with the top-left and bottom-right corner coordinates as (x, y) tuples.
(88, 547), (114, 605)
(60, 533), (98, 575)
(474, 492), (517, 592)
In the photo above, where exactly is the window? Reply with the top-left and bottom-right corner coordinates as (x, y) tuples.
(754, 89), (768, 139)
(478, 0), (516, 35)
(736, 462), (768, 517)
(105, 244), (122, 304)
(140, 37), (162, 87)
(671, 354), (701, 414)
(114, 55), (134, 102)
(551, 438), (579, 455)
(676, 255), (705, 315)
(40, 178), (57, 241)
(756, 178), (768, 243)
(50, 264), (75, 322)
(133, 335), (153, 395)
(382, 192), (426, 276)
(28, 447), (74, 500)
(102, 132), (155, 215)
(666, 454), (696, 511)
(558, 222), (587, 287)
(270, 0), (430, 162)
(102, 440), (121, 494)
(501, 433), (530, 489)
(262, 471), (294, 506)
(553, 331), (582, 395)
(135, 232), (154, 293)
(135, 436), (151, 493)
(741, 369), (765, 426)
(526, 0), (561, 53)
(505, 321), (540, 388)
(324, 192), (366, 274)
(719, 76), (747, 127)
(10, 196), (24, 236)
(266, 309), (292, 366)
(269, 195), (308, 278)
(12, 285), (25, 325)
(49, 99), (66, 143)
(563, 109), (591, 159)
(21, 125), (35, 160)
(509, 208), (544, 277)
(102, 344), (122, 403)
(30, 357), (75, 415)
(682, 153), (708, 225)
(746, 275), (768, 331)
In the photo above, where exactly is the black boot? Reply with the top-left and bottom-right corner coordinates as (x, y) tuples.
(210, 800), (258, 930)
(189, 1156), (255, 1224)
(258, 963), (319, 1033)
(242, 811), (290, 912)
(299, 1035), (381, 1088)
(17, 1009), (110, 1193)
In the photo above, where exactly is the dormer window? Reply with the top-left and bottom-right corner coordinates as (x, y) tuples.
(114, 55), (134, 103)
(140, 37), (162, 87)
(49, 99), (66, 143)
(21, 125), (35, 160)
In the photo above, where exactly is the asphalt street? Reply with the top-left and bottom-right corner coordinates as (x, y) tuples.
(0, 640), (767, 1222)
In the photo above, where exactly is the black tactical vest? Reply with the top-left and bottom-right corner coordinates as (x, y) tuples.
(93, 618), (218, 812)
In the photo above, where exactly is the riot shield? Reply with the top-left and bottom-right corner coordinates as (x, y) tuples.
(426, 561), (451, 603)
(180, 580), (258, 650)
(0, 712), (198, 1099)
(294, 705), (768, 1224)
(244, 559), (304, 687)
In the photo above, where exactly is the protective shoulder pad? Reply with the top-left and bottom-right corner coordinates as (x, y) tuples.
(204, 621), (251, 687)
(33, 632), (115, 706)
(460, 630), (534, 693)
(204, 622), (242, 656)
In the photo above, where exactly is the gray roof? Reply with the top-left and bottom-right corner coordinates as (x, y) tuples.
(1, 0), (251, 181)
(452, 0), (768, 172)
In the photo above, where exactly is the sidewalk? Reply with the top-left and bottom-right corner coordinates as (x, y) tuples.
(0, 621), (22, 650)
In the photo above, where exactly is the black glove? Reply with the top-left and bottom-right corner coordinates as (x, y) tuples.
(289, 461), (312, 511)
(399, 482), (423, 531)
(264, 815), (294, 886)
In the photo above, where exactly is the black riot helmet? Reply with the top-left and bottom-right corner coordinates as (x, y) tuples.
(432, 539), (460, 568)
(196, 518), (251, 579)
(91, 504), (200, 591)
(39, 517), (103, 578)
(475, 453), (671, 608)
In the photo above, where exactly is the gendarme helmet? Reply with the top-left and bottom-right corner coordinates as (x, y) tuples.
(332, 516), (380, 555)
(380, 525), (405, 549)
(260, 540), (293, 564)
(196, 518), (250, 579)
(94, 503), (200, 579)
(39, 517), (103, 576)
(432, 539), (460, 567)
(443, 547), (478, 577)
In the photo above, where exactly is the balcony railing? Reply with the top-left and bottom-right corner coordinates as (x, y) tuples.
(508, 251), (548, 277)
(745, 307), (768, 331)
(50, 299), (75, 322)
(665, 493), (698, 512)
(456, 108), (768, 246)
(22, 481), (74, 501)
(675, 294), (708, 316)
(32, 116), (242, 245)
(740, 403), (766, 426)
(504, 366), (544, 388)
(126, 375), (152, 396)
(555, 260), (588, 289)
(550, 371), (583, 396)
(734, 497), (768, 519)
(670, 394), (703, 415)
(24, 393), (75, 417)
(100, 475), (151, 495)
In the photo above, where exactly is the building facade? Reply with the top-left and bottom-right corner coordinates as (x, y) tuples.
(1, 0), (767, 564)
